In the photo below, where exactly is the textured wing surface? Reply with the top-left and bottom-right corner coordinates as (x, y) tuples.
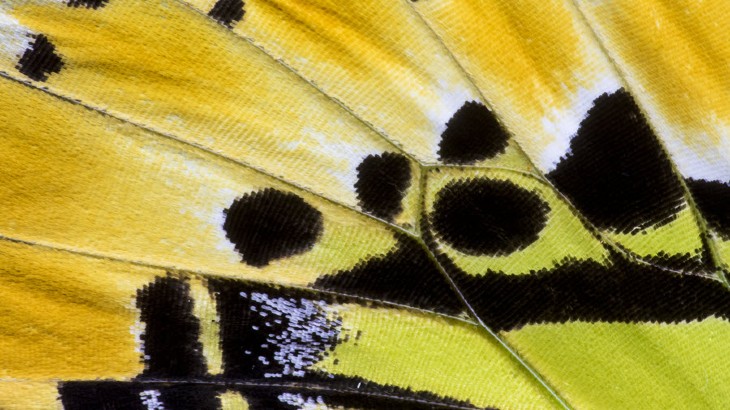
(1, 0), (730, 409)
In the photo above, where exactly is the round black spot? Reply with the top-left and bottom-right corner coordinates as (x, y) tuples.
(686, 178), (730, 239)
(223, 188), (323, 267)
(430, 178), (550, 256)
(547, 89), (685, 233)
(354, 152), (412, 221)
(438, 101), (510, 164)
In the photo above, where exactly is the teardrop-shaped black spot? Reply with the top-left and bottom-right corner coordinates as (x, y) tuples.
(354, 152), (411, 221)
(67, 0), (108, 8)
(16, 34), (64, 82)
(223, 188), (323, 267)
(686, 178), (730, 239)
(548, 88), (685, 233)
(438, 101), (510, 164)
(209, 0), (245, 27)
(431, 178), (550, 256)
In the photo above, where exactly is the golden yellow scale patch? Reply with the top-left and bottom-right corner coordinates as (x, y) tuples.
(185, 0), (482, 164)
(0, 239), (151, 380)
(3, 0), (421, 228)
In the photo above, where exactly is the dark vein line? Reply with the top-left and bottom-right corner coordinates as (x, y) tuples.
(413, 168), (571, 410)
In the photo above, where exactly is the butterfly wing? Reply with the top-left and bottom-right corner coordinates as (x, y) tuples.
(1, 0), (729, 409)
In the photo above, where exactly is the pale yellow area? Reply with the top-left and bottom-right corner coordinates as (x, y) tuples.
(219, 390), (250, 410)
(190, 277), (223, 375)
(186, 0), (482, 163)
(608, 207), (705, 266)
(713, 234), (730, 271)
(3, 0), (420, 227)
(579, 0), (730, 175)
(425, 168), (609, 275)
(0, 75), (398, 287)
(394, 160), (423, 230)
(315, 305), (559, 409)
(413, 0), (620, 171)
(505, 318), (730, 409)
(0, 239), (156, 379)
(0, 381), (61, 409)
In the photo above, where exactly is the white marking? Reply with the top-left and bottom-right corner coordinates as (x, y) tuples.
(278, 392), (326, 410)
(539, 76), (622, 171)
(139, 390), (165, 410)
(0, 6), (32, 62)
(247, 292), (342, 379)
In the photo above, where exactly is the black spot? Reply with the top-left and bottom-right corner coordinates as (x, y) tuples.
(430, 178), (550, 256)
(313, 234), (465, 315)
(442, 254), (730, 332)
(548, 88), (685, 233)
(438, 101), (510, 164)
(66, 0), (108, 8)
(686, 178), (730, 239)
(209, 0), (245, 27)
(354, 153), (412, 221)
(158, 385), (221, 410)
(136, 276), (207, 378)
(223, 188), (323, 267)
(16, 34), (64, 82)
(59, 382), (221, 410)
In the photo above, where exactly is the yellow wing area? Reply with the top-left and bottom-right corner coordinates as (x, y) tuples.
(0, 0), (421, 228)
(0, 75), (398, 287)
(185, 0), (482, 164)
(505, 319), (730, 409)
(413, 0), (712, 276)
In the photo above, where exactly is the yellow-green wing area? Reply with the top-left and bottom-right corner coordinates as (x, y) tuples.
(0, 0), (729, 409)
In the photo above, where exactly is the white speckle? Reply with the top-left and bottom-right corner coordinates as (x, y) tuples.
(278, 392), (326, 410)
(539, 76), (622, 172)
(250, 292), (342, 379)
(139, 390), (165, 410)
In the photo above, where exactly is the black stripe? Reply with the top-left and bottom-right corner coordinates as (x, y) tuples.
(136, 276), (207, 377)
(444, 255), (730, 331)
(312, 234), (466, 315)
